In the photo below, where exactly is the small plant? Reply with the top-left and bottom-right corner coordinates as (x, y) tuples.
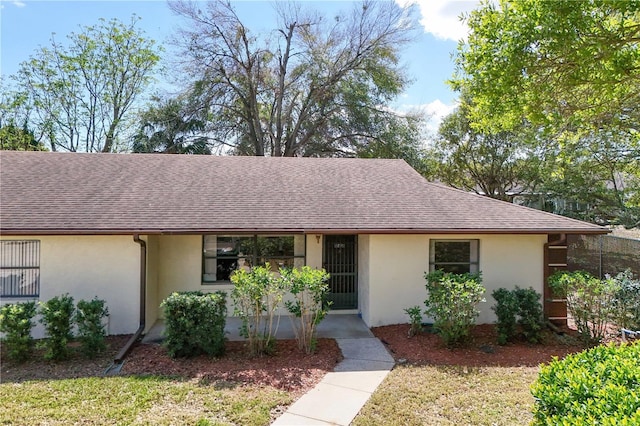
(75, 298), (109, 359)
(161, 291), (227, 358)
(0, 301), (37, 362)
(531, 342), (640, 425)
(230, 264), (284, 356)
(514, 287), (544, 344)
(404, 305), (423, 337)
(424, 271), (485, 348)
(39, 294), (75, 361)
(282, 266), (331, 354)
(610, 269), (640, 330)
(492, 288), (518, 345)
(549, 271), (619, 344)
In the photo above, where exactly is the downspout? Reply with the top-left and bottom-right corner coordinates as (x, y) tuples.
(113, 234), (147, 364)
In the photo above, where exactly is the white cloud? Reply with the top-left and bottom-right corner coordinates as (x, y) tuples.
(398, 99), (457, 133)
(12, 1), (26, 7)
(397, 0), (480, 42)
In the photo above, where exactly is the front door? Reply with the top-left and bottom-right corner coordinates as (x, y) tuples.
(323, 235), (357, 310)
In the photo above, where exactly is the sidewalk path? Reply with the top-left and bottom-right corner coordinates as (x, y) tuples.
(272, 337), (395, 426)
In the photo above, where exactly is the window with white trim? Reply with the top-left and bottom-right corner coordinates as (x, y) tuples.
(0, 240), (40, 298)
(429, 239), (479, 274)
(203, 235), (305, 283)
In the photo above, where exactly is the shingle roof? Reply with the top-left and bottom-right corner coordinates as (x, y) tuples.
(0, 151), (606, 235)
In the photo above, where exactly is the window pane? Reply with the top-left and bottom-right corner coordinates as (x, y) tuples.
(256, 236), (294, 257)
(434, 263), (471, 274)
(434, 241), (470, 263)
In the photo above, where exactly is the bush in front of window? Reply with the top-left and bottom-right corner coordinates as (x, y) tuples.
(424, 271), (485, 348)
(75, 298), (109, 359)
(531, 342), (640, 425)
(39, 293), (75, 361)
(161, 291), (227, 358)
(282, 266), (331, 354)
(230, 264), (284, 356)
(0, 301), (37, 362)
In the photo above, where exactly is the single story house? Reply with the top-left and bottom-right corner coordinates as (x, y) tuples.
(1, 151), (607, 339)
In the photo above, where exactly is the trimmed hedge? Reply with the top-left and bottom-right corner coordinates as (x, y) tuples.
(0, 301), (37, 362)
(161, 291), (227, 358)
(531, 342), (640, 425)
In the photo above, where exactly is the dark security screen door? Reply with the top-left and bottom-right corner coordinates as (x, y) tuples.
(324, 235), (357, 309)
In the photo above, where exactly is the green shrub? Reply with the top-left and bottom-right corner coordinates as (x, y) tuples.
(161, 291), (227, 358)
(282, 266), (331, 354)
(424, 271), (485, 348)
(492, 288), (518, 345)
(39, 294), (75, 361)
(531, 342), (640, 425)
(514, 287), (544, 344)
(404, 305), (424, 337)
(610, 269), (640, 330)
(0, 301), (37, 362)
(75, 298), (109, 359)
(230, 264), (284, 356)
(549, 271), (619, 344)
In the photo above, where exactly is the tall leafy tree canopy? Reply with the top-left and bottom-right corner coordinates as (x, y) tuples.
(14, 17), (161, 152)
(168, 0), (423, 157)
(448, 0), (640, 227)
(451, 0), (640, 137)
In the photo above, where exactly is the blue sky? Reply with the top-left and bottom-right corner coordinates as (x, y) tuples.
(0, 0), (480, 131)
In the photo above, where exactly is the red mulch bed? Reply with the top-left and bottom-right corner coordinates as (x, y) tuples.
(1, 336), (342, 398)
(122, 338), (342, 397)
(372, 324), (587, 367)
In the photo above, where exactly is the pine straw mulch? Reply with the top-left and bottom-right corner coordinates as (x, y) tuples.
(372, 323), (589, 367)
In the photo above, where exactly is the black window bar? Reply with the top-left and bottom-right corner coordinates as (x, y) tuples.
(0, 240), (40, 298)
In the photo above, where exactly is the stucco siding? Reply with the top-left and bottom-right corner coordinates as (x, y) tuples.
(1, 235), (140, 338)
(357, 235), (371, 325)
(157, 235), (203, 314)
(145, 235), (160, 332)
(360, 234), (547, 327)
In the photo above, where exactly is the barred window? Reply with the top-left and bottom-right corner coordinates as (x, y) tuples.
(0, 240), (40, 298)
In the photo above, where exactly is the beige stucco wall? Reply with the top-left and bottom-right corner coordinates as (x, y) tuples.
(361, 234), (547, 327)
(0, 235), (140, 338)
(144, 235), (160, 332)
(154, 234), (323, 318)
(357, 235), (371, 325)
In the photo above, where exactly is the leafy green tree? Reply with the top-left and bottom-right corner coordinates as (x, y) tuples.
(169, 0), (422, 157)
(450, 1), (640, 226)
(452, 0), (640, 136)
(14, 16), (160, 152)
(132, 96), (212, 154)
(429, 101), (541, 201)
(0, 123), (47, 151)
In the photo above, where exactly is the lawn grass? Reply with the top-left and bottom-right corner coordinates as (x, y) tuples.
(353, 364), (539, 426)
(0, 375), (290, 425)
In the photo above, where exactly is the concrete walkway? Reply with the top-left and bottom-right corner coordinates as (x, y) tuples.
(143, 315), (395, 425)
(272, 337), (395, 426)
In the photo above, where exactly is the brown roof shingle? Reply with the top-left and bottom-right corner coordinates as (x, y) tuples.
(0, 151), (606, 235)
